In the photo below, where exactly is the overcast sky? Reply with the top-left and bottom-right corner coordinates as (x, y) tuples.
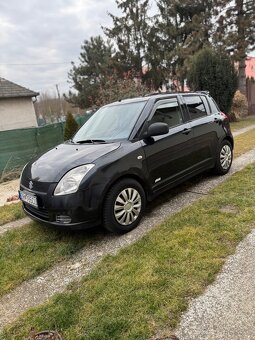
(0, 0), (254, 97)
(0, 0), (119, 96)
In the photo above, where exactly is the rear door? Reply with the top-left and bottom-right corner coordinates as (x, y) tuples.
(181, 94), (217, 171)
(142, 96), (194, 193)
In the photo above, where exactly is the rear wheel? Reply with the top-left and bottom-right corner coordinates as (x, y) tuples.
(103, 178), (146, 233)
(214, 140), (233, 175)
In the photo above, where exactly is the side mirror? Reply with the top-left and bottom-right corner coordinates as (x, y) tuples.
(145, 122), (169, 138)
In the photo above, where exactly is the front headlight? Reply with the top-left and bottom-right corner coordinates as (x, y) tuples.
(54, 164), (95, 196)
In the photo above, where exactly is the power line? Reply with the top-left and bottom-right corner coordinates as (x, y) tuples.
(0, 62), (72, 66)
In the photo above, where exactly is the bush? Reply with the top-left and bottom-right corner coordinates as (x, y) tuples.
(94, 72), (151, 107)
(229, 90), (248, 122)
(187, 48), (238, 114)
(64, 112), (78, 141)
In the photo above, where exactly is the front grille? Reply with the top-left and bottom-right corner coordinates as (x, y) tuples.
(24, 204), (50, 221)
(21, 179), (53, 194)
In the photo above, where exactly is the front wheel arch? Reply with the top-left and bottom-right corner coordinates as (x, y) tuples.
(102, 177), (146, 233)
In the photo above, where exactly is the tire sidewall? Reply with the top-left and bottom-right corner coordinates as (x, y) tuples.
(216, 140), (233, 175)
(103, 179), (146, 233)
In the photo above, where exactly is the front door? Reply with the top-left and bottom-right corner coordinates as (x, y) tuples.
(142, 97), (194, 193)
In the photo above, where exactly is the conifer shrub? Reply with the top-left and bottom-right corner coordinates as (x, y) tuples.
(64, 112), (78, 141)
(187, 48), (238, 114)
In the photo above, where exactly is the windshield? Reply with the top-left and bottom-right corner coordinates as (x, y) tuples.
(73, 101), (146, 142)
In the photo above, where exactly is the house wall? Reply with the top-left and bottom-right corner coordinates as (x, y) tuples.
(246, 57), (255, 79)
(0, 97), (38, 131)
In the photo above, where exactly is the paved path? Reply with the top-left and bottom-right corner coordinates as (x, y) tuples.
(232, 123), (255, 137)
(176, 229), (255, 340)
(0, 217), (30, 235)
(0, 148), (255, 332)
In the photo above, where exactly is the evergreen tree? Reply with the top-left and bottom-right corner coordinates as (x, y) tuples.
(64, 112), (79, 141)
(187, 48), (238, 113)
(214, 0), (255, 94)
(66, 36), (117, 108)
(143, 23), (166, 89)
(104, 0), (155, 84)
(157, 0), (221, 89)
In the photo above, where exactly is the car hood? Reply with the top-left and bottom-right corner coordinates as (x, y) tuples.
(23, 142), (121, 183)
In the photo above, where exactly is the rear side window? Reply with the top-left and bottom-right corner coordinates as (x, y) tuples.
(208, 97), (220, 113)
(151, 98), (183, 128)
(183, 96), (207, 120)
(201, 96), (211, 114)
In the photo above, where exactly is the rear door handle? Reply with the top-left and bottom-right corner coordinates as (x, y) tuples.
(182, 128), (192, 135)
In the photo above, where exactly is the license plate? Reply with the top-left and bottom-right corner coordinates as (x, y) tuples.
(19, 190), (38, 208)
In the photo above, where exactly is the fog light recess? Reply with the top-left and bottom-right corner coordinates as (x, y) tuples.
(56, 215), (72, 224)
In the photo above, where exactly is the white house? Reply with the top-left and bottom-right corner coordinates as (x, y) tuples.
(0, 77), (39, 131)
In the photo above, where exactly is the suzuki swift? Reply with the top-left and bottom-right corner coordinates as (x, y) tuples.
(20, 92), (233, 233)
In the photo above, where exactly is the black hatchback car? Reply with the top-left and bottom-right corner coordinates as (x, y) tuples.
(20, 92), (233, 233)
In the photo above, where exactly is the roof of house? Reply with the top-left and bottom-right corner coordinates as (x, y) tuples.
(0, 77), (39, 99)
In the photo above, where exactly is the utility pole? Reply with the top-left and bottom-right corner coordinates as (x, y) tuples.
(56, 84), (64, 118)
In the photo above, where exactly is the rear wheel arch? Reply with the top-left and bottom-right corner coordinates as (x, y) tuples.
(223, 136), (234, 149)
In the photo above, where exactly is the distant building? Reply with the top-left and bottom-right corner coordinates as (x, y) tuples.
(246, 56), (255, 79)
(0, 77), (39, 131)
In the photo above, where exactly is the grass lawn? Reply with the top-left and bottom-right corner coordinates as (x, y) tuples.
(2, 163), (255, 339)
(230, 115), (255, 132)
(234, 128), (255, 157)
(0, 223), (103, 297)
(0, 202), (25, 226)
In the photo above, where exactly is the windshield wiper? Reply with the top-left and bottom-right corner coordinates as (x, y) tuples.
(75, 139), (107, 144)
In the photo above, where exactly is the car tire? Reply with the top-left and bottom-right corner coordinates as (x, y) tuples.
(213, 140), (233, 175)
(103, 178), (146, 233)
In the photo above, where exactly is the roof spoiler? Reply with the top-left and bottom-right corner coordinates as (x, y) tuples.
(196, 90), (210, 95)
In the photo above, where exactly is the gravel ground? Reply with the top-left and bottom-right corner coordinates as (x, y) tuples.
(175, 229), (255, 340)
(0, 148), (255, 332)
(0, 179), (19, 206)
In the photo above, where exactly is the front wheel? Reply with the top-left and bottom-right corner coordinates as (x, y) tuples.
(213, 140), (233, 175)
(103, 178), (146, 233)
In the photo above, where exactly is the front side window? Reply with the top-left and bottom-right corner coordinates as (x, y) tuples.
(183, 96), (207, 120)
(150, 98), (183, 128)
(73, 101), (147, 142)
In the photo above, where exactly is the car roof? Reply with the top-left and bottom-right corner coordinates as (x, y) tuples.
(105, 91), (210, 107)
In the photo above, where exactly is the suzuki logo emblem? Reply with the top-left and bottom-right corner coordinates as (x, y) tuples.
(29, 181), (33, 190)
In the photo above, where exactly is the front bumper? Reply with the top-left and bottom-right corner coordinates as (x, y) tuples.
(23, 204), (99, 229)
(20, 184), (102, 229)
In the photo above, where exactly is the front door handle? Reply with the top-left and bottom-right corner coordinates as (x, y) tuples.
(182, 128), (192, 135)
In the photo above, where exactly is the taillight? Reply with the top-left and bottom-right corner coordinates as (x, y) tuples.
(220, 112), (228, 120)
